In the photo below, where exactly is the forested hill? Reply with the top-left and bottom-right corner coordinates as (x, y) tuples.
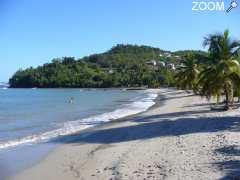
(9, 44), (208, 88)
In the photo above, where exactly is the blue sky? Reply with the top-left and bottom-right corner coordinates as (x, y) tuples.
(0, 0), (239, 82)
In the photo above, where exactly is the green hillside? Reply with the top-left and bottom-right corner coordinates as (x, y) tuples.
(9, 44), (207, 88)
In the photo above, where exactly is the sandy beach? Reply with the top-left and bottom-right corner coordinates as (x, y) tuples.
(9, 89), (240, 180)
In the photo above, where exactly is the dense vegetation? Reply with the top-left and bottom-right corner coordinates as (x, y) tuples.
(175, 30), (240, 110)
(9, 45), (207, 88)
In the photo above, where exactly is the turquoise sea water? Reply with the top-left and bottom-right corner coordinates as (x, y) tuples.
(0, 88), (157, 179)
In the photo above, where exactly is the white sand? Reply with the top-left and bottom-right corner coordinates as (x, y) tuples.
(9, 89), (240, 180)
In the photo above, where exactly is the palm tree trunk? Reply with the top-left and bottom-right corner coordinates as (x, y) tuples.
(224, 83), (229, 110)
(216, 95), (220, 104)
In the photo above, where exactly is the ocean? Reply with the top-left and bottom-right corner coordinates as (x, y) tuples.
(0, 88), (157, 179)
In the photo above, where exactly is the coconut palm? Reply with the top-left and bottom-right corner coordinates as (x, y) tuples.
(175, 53), (199, 91)
(199, 30), (240, 110)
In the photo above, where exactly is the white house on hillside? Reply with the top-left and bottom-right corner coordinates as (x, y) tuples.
(158, 61), (166, 67)
(146, 59), (157, 66)
(167, 63), (176, 70)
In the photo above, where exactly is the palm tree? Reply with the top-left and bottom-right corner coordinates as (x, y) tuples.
(235, 50), (240, 102)
(175, 53), (199, 91)
(199, 30), (240, 110)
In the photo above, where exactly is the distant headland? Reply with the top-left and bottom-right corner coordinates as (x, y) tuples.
(9, 44), (207, 88)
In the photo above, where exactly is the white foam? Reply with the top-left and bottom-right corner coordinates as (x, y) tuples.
(0, 90), (157, 150)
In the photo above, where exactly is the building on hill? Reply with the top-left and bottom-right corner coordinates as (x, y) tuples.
(167, 63), (176, 70)
(159, 52), (173, 58)
(176, 63), (185, 69)
(108, 69), (114, 74)
(165, 52), (172, 57)
(146, 60), (178, 71)
(158, 61), (166, 68)
(146, 59), (157, 66)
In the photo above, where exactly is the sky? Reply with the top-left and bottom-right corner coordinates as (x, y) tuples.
(0, 0), (239, 82)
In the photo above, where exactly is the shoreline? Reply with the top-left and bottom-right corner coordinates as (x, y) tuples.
(50, 88), (164, 146)
(0, 88), (157, 150)
(9, 89), (240, 180)
(1, 88), (160, 179)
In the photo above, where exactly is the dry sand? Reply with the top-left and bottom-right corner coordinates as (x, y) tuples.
(9, 89), (240, 180)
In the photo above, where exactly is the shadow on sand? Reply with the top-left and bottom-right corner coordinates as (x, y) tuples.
(51, 93), (240, 179)
(214, 145), (240, 180)
(183, 102), (214, 108)
(161, 94), (195, 101)
(55, 107), (240, 147)
(132, 109), (212, 122)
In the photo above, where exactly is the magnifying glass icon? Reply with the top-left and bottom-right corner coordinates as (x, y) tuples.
(226, 1), (238, 13)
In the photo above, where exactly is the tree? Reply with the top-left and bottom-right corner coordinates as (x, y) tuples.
(199, 30), (240, 110)
(175, 53), (199, 91)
